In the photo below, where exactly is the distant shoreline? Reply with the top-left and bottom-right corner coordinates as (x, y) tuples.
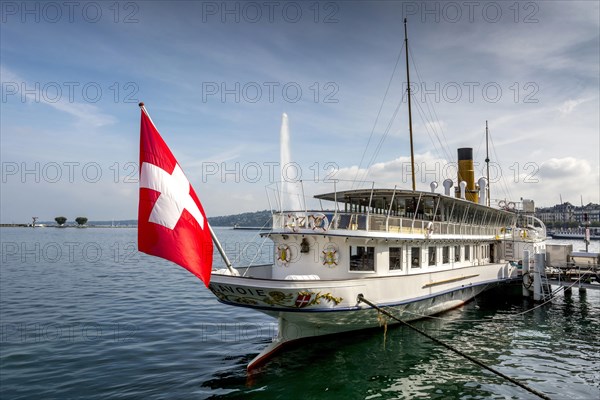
(0, 224), (239, 228)
(0, 224), (136, 228)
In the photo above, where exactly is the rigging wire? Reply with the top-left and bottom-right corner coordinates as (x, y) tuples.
(473, 127), (487, 195)
(230, 218), (277, 279)
(411, 95), (449, 161)
(356, 40), (458, 187)
(352, 43), (405, 189)
(488, 128), (514, 202)
(474, 128), (486, 162)
(408, 46), (453, 163)
(356, 95), (405, 187)
(354, 32), (461, 189)
(230, 220), (273, 275)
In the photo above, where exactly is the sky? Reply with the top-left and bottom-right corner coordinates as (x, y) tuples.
(1, 0), (599, 223)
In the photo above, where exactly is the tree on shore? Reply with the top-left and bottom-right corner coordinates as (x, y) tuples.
(75, 217), (88, 226)
(55, 216), (67, 226)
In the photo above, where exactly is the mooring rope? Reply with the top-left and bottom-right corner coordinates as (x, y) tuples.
(357, 294), (552, 400)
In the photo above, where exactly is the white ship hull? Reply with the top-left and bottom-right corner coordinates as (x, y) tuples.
(210, 261), (517, 368)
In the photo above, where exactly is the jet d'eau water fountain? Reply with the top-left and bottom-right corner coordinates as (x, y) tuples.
(279, 113), (302, 212)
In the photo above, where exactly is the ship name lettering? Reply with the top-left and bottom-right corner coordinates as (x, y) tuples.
(216, 285), (265, 297)
(234, 287), (266, 297)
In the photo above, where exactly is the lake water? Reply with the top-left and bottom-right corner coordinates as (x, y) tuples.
(1, 227), (598, 399)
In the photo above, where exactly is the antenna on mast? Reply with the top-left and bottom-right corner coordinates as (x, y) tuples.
(404, 18), (416, 191)
(485, 121), (490, 206)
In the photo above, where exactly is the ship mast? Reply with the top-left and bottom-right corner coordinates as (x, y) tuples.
(485, 121), (490, 206)
(404, 18), (416, 191)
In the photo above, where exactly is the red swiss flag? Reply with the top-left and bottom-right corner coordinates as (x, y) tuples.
(138, 104), (213, 287)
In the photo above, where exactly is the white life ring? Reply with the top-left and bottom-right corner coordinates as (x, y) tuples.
(425, 221), (434, 237)
(321, 244), (339, 267)
(276, 244), (291, 267)
(498, 200), (507, 208)
(309, 213), (329, 231)
(507, 202), (516, 210)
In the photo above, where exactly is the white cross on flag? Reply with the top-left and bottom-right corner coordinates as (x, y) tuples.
(138, 105), (213, 286)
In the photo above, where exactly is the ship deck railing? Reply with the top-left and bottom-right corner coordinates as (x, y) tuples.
(272, 211), (504, 237)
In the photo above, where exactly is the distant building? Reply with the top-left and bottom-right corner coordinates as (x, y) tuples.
(536, 202), (600, 226)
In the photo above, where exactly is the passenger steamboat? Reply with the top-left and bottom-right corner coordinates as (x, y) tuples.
(208, 19), (547, 369)
(209, 153), (547, 368)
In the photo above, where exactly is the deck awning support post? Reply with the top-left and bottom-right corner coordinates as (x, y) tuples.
(411, 192), (422, 232)
(366, 182), (375, 231)
(332, 180), (339, 229)
(300, 180), (308, 228)
(386, 185), (398, 232)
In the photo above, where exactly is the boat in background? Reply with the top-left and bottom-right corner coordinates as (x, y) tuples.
(551, 227), (600, 241)
(233, 224), (268, 231)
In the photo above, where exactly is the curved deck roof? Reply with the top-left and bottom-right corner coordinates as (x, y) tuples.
(314, 188), (515, 218)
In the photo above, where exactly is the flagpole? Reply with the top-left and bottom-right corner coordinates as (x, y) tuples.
(208, 224), (237, 274)
(138, 102), (237, 276)
(138, 102), (155, 125)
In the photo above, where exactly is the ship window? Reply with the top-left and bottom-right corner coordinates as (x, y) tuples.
(465, 245), (471, 261)
(410, 247), (420, 268)
(349, 246), (375, 271)
(443, 246), (450, 264)
(396, 198), (406, 217)
(357, 215), (367, 230)
(389, 247), (402, 270)
(338, 214), (352, 229)
(424, 198), (435, 220)
(428, 246), (437, 266)
(454, 245), (460, 262)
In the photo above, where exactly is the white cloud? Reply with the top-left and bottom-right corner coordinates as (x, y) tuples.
(336, 152), (454, 191)
(558, 98), (588, 115)
(514, 157), (599, 206)
(328, 153), (599, 208)
(539, 157), (593, 178)
(1, 65), (116, 127)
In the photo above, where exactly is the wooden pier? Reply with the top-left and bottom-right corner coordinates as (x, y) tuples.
(543, 243), (599, 289)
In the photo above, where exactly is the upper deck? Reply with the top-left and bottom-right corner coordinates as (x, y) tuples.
(270, 187), (516, 239)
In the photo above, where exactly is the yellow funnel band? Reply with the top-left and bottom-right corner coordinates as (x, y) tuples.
(456, 148), (479, 203)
